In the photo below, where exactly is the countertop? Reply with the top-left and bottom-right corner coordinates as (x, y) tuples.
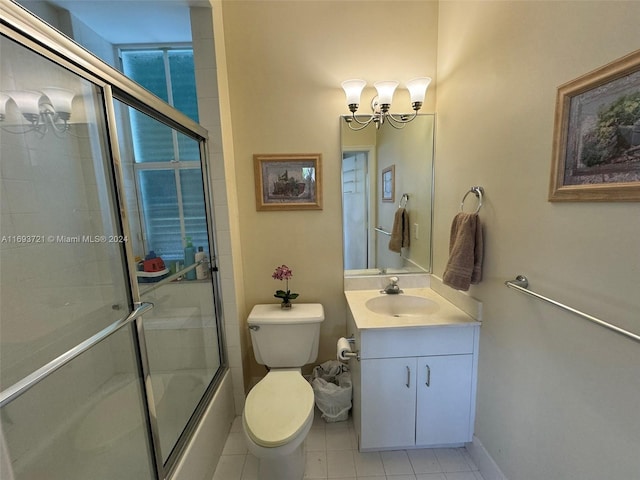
(345, 287), (481, 330)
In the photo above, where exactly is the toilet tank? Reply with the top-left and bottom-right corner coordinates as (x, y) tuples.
(248, 304), (324, 368)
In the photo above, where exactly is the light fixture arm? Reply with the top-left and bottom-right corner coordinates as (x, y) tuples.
(385, 110), (419, 128)
(344, 112), (376, 130)
(40, 102), (71, 136)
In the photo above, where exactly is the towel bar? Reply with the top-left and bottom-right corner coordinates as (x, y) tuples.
(505, 275), (640, 343)
(374, 227), (392, 236)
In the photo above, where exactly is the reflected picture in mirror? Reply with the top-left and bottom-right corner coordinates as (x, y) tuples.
(341, 114), (435, 276)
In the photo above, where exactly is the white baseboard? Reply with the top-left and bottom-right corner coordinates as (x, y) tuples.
(465, 435), (508, 480)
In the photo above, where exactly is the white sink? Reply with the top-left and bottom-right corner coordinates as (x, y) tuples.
(365, 294), (440, 317)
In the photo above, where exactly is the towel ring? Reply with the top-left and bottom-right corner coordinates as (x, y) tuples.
(399, 193), (409, 209)
(460, 186), (484, 214)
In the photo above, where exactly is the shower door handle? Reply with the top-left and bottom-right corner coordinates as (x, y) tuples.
(0, 302), (154, 408)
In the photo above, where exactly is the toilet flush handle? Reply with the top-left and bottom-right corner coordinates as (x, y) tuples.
(248, 325), (260, 331)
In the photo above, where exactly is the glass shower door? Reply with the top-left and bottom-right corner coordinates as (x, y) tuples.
(112, 98), (223, 463)
(0, 33), (156, 479)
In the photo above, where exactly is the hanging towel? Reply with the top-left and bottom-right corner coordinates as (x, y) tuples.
(443, 212), (483, 291)
(388, 208), (410, 253)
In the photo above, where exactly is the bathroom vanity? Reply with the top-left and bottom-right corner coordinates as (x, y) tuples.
(344, 287), (480, 451)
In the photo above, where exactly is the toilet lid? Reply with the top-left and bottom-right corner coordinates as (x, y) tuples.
(244, 370), (314, 448)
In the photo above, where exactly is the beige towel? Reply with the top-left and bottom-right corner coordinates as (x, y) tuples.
(388, 208), (410, 253)
(443, 212), (483, 291)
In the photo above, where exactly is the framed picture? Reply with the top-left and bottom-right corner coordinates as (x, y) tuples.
(382, 165), (395, 202)
(549, 49), (640, 201)
(253, 153), (322, 210)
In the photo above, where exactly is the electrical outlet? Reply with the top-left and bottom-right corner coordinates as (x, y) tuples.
(414, 223), (419, 239)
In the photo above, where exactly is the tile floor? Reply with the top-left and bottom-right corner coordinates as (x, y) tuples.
(212, 413), (485, 480)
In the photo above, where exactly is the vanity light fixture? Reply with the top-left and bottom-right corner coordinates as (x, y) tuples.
(0, 87), (75, 137)
(341, 77), (431, 130)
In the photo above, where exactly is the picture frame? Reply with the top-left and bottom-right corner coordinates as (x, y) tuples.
(382, 165), (395, 202)
(549, 49), (640, 202)
(253, 153), (322, 211)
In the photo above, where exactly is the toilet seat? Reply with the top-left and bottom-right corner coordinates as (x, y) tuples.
(244, 369), (314, 448)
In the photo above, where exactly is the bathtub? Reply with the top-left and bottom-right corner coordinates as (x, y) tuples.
(75, 371), (210, 455)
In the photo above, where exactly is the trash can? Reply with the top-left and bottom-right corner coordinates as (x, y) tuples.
(311, 360), (352, 423)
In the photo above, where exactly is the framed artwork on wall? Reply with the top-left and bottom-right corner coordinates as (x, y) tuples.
(382, 165), (395, 202)
(549, 49), (640, 202)
(253, 153), (322, 210)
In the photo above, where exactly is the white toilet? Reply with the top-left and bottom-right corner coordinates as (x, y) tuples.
(243, 303), (324, 480)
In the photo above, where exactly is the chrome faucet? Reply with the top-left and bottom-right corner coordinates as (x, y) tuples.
(382, 276), (403, 294)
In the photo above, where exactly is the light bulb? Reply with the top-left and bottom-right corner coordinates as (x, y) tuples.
(0, 93), (10, 121)
(373, 81), (399, 106)
(5, 90), (42, 123)
(341, 79), (366, 111)
(406, 77), (431, 108)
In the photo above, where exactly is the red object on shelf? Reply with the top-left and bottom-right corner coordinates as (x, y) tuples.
(143, 257), (166, 272)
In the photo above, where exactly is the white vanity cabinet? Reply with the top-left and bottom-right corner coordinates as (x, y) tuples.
(347, 307), (480, 451)
(415, 353), (474, 446)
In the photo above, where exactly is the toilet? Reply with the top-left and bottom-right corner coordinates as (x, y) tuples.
(243, 303), (324, 480)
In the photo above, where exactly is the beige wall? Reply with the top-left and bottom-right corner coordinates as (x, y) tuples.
(219, 1), (639, 477)
(435, 2), (640, 479)
(221, 0), (439, 379)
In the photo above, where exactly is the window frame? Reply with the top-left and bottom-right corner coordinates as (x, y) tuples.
(117, 44), (205, 260)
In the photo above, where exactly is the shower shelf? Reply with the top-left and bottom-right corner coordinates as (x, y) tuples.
(139, 261), (204, 296)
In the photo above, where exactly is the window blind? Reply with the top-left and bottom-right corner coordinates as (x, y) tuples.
(121, 48), (208, 261)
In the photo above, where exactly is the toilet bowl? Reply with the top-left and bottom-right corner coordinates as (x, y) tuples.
(242, 369), (314, 480)
(243, 303), (324, 480)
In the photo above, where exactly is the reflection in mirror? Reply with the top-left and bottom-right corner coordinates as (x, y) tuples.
(341, 114), (435, 276)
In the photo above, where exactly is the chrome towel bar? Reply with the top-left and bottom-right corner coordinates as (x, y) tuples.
(375, 227), (392, 236)
(505, 275), (640, 343)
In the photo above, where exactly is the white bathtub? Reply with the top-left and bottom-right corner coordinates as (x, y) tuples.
(75, 371), (210, 454)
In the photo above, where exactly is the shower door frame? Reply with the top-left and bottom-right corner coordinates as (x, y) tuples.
(0, 2), (228, 478)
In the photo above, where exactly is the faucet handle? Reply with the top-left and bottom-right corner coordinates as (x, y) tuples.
(381, 276), (402, 294)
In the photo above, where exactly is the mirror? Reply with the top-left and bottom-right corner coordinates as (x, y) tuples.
(341, 114), (435, 276)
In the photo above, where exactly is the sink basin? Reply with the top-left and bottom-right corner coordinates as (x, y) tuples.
(365, 295), (440, 317)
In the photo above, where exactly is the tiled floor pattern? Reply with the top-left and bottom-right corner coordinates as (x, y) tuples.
(212, 414), (485, 480)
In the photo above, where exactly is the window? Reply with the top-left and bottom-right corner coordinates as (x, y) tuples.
(121, 48), (207, 261)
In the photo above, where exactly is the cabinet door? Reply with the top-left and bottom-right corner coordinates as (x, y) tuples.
(360, 357), (417, 449)
(416, 354), (473, 446)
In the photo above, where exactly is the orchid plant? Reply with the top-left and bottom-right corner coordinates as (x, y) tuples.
(272, 264), (299, 307)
